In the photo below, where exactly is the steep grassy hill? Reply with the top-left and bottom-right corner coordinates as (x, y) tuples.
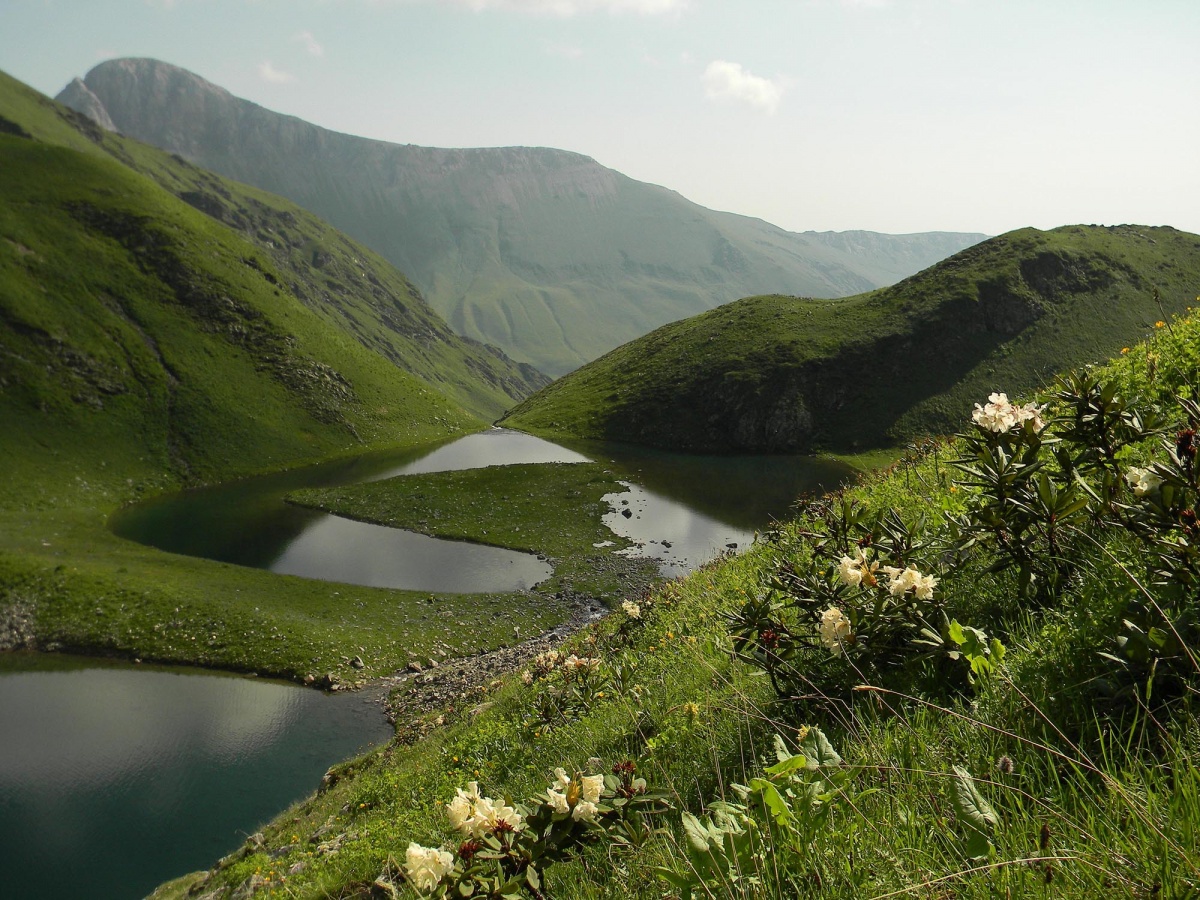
(503, 225), (1200, 452)
(2, 69), (545, 423)
(58, 58), (985, 376)
(0, 71), (579, 684)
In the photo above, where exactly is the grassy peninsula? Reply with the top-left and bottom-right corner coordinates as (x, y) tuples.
(287, 462), (659, 614)
(503, 225), (1200, 452)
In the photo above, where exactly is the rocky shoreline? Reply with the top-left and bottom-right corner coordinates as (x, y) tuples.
(356, 555), (658, 747)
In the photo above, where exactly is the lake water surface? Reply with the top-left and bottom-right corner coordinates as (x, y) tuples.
(0, 652), (392, 900)
(5, 431), (853, 899)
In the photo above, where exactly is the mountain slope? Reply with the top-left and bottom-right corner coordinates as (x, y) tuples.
(2, 70), (545, 424)
(0, 74), (499, 497)
(58, 58), (986, 376)
(501, 225), (1200, 452)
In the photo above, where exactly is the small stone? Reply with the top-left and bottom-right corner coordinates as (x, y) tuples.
(621, 508), (633, 518)
(407, 661), (424, 673)
(350, 655), (365, 669)
(303, 673), (316, 685)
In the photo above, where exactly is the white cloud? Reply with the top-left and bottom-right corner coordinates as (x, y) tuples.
(293, 30), (325, 57)
(702, 60), (784, 115)
(442, 0), (688, 15)
(258, 61), (295, 84)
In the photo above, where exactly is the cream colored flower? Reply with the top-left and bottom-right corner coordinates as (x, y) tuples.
(1126, 466), (1163, 497)
(572, 799), (599, 822)
(547, 788), (570, 815)
(446, 781), (482, 833)
(473, 795), (523, 834)
(914, 572), (938, 601)
(887, 566), (922, 597)
(621, 599), (641, 619)
(405, 843), (454, 894)
(819, 607), (852, 655)
(837, 554), (863, 587)
(580, 773), (604, 805)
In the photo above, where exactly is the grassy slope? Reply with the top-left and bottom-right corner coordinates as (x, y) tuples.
(503, 225), (1200, 452)
(0, 82), (566, 680)
(158, 310), (1200, 900)
(1, 68), (546, 422)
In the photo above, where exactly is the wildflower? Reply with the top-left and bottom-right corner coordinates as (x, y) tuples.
(914, 572), (938, 601)
(546, 787), (570, 814)
(520, 670), (533, 685)
(621, 600), (641, 619)
(447, 783), (522, 837)
(549, 768), (605, 820)
(1121, 347), (1130, 354)
(1156, 320), (1166, 328)
(996, 755), (1015, 775)
(474, 796), (523, 834)
(405, 843), (454, 894)
(1125, 466), (1163, 497)
(836, 547), (879, 587)
(572, 800), (599, 822)
(971, 391), (1045, 432)
(446, 782), (481, 832)
(883, 565), (921, 597)
(818, 607), (852, 655)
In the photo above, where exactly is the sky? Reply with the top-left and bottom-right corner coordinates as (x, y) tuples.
(3, 0), (1199, 236)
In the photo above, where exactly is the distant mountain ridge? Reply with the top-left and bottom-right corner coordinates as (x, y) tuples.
(59, 58), (986, 376)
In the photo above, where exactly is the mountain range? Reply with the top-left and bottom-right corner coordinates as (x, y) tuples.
(58, 58), (986, 376)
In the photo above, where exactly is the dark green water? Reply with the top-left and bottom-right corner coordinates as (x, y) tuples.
(111, 429), (853, 584)
(0, 652), (392, 900)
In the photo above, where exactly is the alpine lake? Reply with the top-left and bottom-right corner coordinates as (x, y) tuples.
(0, 431), (853, 899)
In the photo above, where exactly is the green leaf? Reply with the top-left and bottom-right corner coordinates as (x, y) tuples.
(764, 753), (810, 779)
(525, 866), (541, 891)
(797, 727), (842, 768)
(951, 765), (998, 833)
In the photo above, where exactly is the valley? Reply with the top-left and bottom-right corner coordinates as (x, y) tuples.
(1, 53), (1198, 900)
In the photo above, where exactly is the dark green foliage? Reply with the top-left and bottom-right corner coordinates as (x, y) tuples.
(503, 226), (1200, 452)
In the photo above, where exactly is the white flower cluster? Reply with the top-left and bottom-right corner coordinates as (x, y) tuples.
(971, 392), (1046, 433)
(881, 565), (938, 600)
(836, 549), (937, 601)
(446, 781), (524, 839)
(621, 599), (641, 619)
(547, 768), (605, 823)
(819, 607), (852, 655)
(405, 842), (454, 894)
(1125, 466), (1163, 497)
(837, 548), (880, 588)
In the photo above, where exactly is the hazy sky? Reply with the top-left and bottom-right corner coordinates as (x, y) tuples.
(4, 0), (1198, 236)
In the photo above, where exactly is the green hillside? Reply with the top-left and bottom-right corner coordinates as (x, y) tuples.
(151, 297), (1200, 900)
(0, 74), (567, 681)
(503, 225), (1200, 452)
(1, 69), (546, 423)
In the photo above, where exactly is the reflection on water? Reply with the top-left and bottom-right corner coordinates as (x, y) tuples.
(0, 654), (391, 900)
(271, 515), (551, 590)
(604, 482), (750, 577)
(112, 429), (856, 587)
